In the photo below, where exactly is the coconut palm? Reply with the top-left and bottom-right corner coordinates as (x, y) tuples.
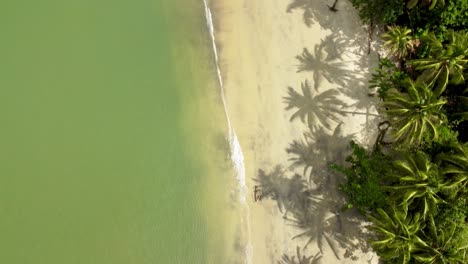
(406, 0), (445, 10)
(382, 26), (414, 60)
(284, 80), (347, 131)
(368, 205), (429, 264)
(383, 79), (447, 144)
(411, 31), (468, 97)
(388, 151), (450, 218)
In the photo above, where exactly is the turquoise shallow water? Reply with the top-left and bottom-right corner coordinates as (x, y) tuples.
(0, 0), (231, 263)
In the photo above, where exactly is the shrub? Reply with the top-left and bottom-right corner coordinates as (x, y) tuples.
(349, 0), (405, 25)
(369, 58), (408, 98)
(330, 141), (391, 213)
(405, 0), (468, 37)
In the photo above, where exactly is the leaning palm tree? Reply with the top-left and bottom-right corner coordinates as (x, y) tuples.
(406, 0), (445, 10)
(368, 205), (429, 264)
(383, 78), (447, 144)
(388, 151), (449, 218)
(284, 80), (347, 131)
(382, 26), (414, 60)
(410, 30), (468, 97)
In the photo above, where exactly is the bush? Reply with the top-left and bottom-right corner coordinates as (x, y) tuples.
(369, 58), (408, 98)
(349, 0), (405, 25)
(405, 0), (468, 37)
(330, 141), (391, 213)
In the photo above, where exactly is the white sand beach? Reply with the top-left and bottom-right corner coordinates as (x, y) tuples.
(212, 0), (383, 263)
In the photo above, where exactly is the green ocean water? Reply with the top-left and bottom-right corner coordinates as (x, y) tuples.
(0, 0), (234, 263)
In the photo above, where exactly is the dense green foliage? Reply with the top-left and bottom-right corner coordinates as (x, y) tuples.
(382, 26), (415, 59)
(406, 0), (468, 36)
(349, 0), (405, 24)
(330, 141), (390, 213)
(369, 58), (409, 98)
(333, 3), (468, 263)
(351, 0), (468, 37)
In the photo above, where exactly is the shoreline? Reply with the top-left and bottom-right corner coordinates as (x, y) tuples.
(211, 0), (382, 262)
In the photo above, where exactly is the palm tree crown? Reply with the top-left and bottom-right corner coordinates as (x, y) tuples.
(410, 31), (468, 97)
(388, 151), (448, 218)
(382, 26), (414, 59)
(383, 79), (447, 144)
(368, 205), (428, 264)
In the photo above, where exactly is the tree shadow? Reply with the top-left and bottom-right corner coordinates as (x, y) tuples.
(301, 32), (382, 140)
(286, 0), (319, 28)
(256, 123), (373, 261)
(283, 79), (348, 132)
(278, 247), (322, 264)
(286, 0), (369, 47)
(320, 32), (361, 62)
(286, 123), (355, 184)
(296, 46), (358, 91)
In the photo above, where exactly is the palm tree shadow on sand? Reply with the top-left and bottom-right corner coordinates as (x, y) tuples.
(278, 247), (322, 264)
(296, 45), (358, 91)
(256, 123), (374, 261)
(286, 123), (355, 184)
(283, 79), (380, 136)
(286, 0), (369, 46)
(283, 79), (347, 132)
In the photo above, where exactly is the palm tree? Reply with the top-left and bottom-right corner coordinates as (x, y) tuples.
(284, 80), (347, 131)
(388, 151), (449, 218)
(414, 216), (468, 263)
(382, 26), (414, 60)
(406, 0), (445, 10)
(436, 141), (468, 196)
(368, 205), (429, 264)
(278, 247), (322, 264)
(383, 79), (447, 144)
(410, 31), (468, 97)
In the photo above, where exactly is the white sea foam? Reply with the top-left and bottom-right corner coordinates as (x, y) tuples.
(202, 1), (252, 263)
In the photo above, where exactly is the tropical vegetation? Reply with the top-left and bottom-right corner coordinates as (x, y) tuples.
(331, 3), (468, 263)
(263, 0), (468, 262)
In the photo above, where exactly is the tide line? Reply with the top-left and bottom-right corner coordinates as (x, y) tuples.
(202, 1), (253, 263)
